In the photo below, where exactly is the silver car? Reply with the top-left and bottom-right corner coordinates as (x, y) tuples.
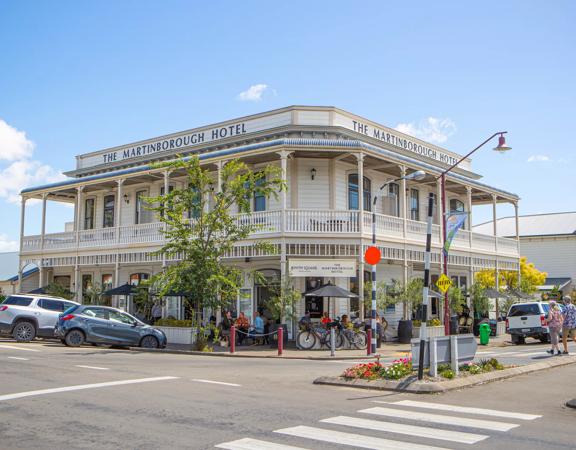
(55, 305), (167, 348)
(0, 294), (79, 341)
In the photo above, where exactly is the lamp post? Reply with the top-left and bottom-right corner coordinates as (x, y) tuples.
(369, 169), (426, 355)
(438, 132), (512, 335)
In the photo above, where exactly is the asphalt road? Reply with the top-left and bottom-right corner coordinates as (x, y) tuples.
(0, 338), (575, 450)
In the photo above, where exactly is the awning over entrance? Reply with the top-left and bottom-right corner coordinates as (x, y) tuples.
(304, 282), (358, 299)
(104, 283), (138, 296)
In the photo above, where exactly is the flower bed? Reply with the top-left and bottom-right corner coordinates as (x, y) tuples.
(342, 357), (506, 382)
(343, 357), (412, 381)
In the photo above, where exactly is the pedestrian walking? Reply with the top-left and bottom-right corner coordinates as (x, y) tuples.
(546, 300), (564, 355)
(561, 295), (576, 355)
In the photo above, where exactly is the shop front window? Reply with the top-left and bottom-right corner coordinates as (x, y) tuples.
(305, 277), (324, 319)
(101, 274), (113, 306)
(129, 273), (150, 286)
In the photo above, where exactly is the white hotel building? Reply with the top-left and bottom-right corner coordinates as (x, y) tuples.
(18, 106), (521, 333)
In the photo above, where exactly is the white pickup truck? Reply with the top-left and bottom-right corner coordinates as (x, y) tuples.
(506, 302), (551, 344)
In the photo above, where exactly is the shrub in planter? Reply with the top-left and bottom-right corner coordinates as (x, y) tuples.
(154, 318), (193, 327)
(342, 357), (413, 381)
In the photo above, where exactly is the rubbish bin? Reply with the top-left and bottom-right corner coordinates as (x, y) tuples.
(479, 323), (491, 345)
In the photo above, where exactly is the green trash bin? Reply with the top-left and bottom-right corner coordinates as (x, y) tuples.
(479, 323), (491, 345)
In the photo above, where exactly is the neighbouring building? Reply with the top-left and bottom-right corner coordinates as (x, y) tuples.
(18, 106), (521, 336)
(0, 251), (38, 295)
(474, 211), (576, 295)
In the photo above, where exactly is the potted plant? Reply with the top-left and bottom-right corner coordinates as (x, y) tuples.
(396, 278), (424, 344)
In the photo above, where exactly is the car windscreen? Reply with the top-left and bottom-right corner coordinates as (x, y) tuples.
(508, 304), (540, 317)
(2, 296), (33, 307)
(62, 305), (80, 315)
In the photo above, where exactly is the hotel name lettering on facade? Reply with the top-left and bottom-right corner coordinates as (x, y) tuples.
(351, 120), (459, 166)
(101, 122), (248, 164)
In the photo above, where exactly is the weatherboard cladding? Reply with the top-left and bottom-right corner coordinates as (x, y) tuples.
(21, 138), (519, 200)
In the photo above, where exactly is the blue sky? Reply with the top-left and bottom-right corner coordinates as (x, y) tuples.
(0, 0), (574, 250)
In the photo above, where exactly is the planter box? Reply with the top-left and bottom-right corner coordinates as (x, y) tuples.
(412, 325), (445, 339)
(156, 326), (197, 345)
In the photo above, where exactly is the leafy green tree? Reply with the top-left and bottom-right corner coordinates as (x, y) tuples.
(146, 155), (285, 321)
(448, 286), (465, 315)
(469, 283), (489, 318)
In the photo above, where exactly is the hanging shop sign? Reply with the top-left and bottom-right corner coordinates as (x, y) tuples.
(288, 259), (357, 278)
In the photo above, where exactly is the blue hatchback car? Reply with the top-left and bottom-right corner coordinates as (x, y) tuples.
(55, 305), (167, 348)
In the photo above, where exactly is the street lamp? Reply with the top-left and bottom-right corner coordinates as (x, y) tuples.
(438, 132), (512, 335)
(369, 169), (426, 355)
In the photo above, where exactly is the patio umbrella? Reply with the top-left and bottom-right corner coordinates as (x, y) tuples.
(304, 282), (358, 319)
(483, 288), (510, 299)
(104, 283), (137, 296)
(28, 286), (48, 294)
(508, 289), (532, 300)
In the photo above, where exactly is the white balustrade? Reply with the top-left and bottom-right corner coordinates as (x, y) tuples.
(20, 209), (518, 257)
(119, 222), (164, 244)
(472, 232), (496, 251)
(286, 210), (359, 233)
(42, 232), (77, 250)
(78, 228), (117, 248)
(234, 210), (281, 234)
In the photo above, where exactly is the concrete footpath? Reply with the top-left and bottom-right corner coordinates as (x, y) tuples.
(135, 333), (511, 360)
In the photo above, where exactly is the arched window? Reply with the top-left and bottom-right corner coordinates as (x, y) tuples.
(348, 174), (372, 211)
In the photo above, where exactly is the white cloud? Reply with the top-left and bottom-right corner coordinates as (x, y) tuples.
(0, 119), (35, 161)
(0, 119), (66, 204)
(395, 117), (457, 144)
(237, 84), (269, 102)
(527, 155), (550, 163)
(0, 234), (18, 252)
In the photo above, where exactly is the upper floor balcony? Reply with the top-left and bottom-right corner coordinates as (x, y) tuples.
(21, 209), (519, 257)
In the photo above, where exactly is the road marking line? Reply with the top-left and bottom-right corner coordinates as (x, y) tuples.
(321, 416), (488, 444)
(0, 345), (41, 352)
(359, 407), (519, 432)
(275, 426), (449, 450)
(0, 376), (179, 402)
(191, 379), (240, 387)
(216, 438), (309, 449)
(386, 400), (541, 420)
(7, 356), (29, 361)
(75, 365), (110, 371)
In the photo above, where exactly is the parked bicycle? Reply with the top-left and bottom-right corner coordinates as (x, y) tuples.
(296, 318), (367, 350)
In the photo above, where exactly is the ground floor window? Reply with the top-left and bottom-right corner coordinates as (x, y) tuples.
(53, 275), (71, 289)
(82, 274), (92, 303)
(305, 277), (324, 318)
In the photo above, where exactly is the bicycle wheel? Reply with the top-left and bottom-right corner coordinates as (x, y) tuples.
(335, 331), (345, 349)
(352, 331), (367, 349)
(297, 330), (316, 350)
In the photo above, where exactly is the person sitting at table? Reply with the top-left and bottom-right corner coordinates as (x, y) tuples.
(250, 310), (267, 345)
(235, 311), (250, 344)
(321, 311), (332, 328)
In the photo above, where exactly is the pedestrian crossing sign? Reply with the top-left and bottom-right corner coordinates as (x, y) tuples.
(436, 274), (453, 294)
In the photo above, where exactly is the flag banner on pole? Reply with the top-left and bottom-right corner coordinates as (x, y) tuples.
(443, 212), (468, 256)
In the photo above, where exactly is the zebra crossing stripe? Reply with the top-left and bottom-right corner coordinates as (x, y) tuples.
(321, 416), (488, 444)
(216, 437), (309, 449)
(385, 400), (542, 420)
(359, 407), (519, 432)
(275, 425), (449, 450)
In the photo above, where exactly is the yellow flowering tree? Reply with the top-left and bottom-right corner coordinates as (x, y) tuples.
(474, 257), (547, 294)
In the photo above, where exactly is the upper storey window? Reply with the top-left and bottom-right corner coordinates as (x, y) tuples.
(84, 198), (95, 230)
(386, 183), (400, 217)
(348, 174), (371, 212)
(103, 195), (115, 228)
(450, 199), (466, 228)
(410, 189), (420, 221)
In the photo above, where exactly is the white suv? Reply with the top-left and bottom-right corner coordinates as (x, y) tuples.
(0, 294), (79, 342)
(506, 301), (551, 345)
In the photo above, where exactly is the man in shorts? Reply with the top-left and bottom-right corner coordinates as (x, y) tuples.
(561, 295), (576, 355)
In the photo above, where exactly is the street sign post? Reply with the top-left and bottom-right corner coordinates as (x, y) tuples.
(436, 273), (453, 294)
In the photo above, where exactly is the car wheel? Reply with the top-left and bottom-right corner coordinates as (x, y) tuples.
(12, 321), (36, 342)
(140, 335), (159, 349)
(65, 329), (85, 347)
